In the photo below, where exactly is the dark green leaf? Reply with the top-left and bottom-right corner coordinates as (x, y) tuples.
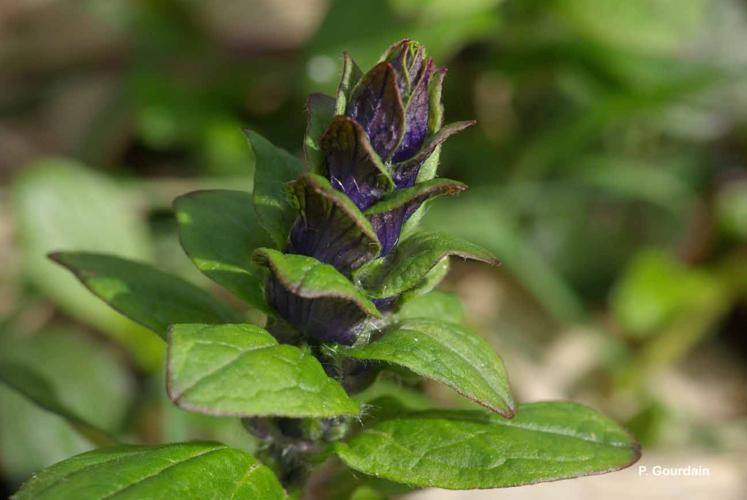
(245, 129), (305, 248)
(13, 442), (285, 500)
(50, 252), (241, 339)
(355, 231), (498, 299)
(0, 361), (115, 447)
(304, 93), (337, 173)
(343, 319), (513, 416)
(174, 190), (272, 312)
(167, 323), (360, 417)
(336, 402), (640, 489)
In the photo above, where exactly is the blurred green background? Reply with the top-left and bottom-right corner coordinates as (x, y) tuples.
(1, 0), (746, 498)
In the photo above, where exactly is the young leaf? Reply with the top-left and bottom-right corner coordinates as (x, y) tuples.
(364, 179), (467, 255)
(335, 51), (363, 115)
(355, 231), (498, 299)
(50, 252), (240, 339)
(245, 129), (305, 248)
(0, 361), (115, 447)
(167, 323), (360, 417)
(342, 319), (514, 416)
(13, 442), (285, 500)
(304, 93), (337, 173)
(335, 402), (641, 489)
(174, 190), (272, 312)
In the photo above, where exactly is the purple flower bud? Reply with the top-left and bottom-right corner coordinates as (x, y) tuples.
(347, 40), (432, 165)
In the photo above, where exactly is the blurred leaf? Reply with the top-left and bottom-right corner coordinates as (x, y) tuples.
(0, 386), (90, 482)
(425, 190), (586, 323)
(201, 117), (257, 176)
(12, 160), (162, 368)
(335, 402), (640, 489)
(0, 328), (132, 479)
(307, 0), (501, 80)
(51, 252), (241, 339)
(343, 319), (514, 416)
(558, 0), (707, 56)
(716, 179), (747, 239)
(0, 361), (115, 447)
(167, 323), (360, 417)
(174, 190), (272, 313)
(13, 442), (285, 500)
(611, 250), (725, 338)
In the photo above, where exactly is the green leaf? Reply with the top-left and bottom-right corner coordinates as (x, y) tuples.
(335, 402), (640, 489)
(0, 361), (115, 447)
(11, 159), (161, 368)
(13, 442), (285, 500)
(343, 319), (513, 416)
(335, 51), (363, 114)
(355, 231), (498, 299)
(253, 248), (381, 320)
(396, 290), (465, 324)
(50, 252), (241, 339)
(611, 250), (725, 338)
(0, 328), (132, 479)
(364, 178), (466, 219)
(167, 323), (360, 417)
(174, 190), (272, 312)
(246, 129), (305, 248)
(304, 93), (337, 173)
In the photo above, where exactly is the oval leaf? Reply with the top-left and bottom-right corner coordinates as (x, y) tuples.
(335, 402), (641, 489)
(167, 323), (360, 417)
(13, 442), (285, 500)
(174, 190), (272, 312)
(50, 252), (240, 339)
(246, 129), (305, 248)
(343, 319), (514, 416)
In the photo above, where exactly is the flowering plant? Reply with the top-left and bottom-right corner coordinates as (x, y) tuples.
(12, 40), (639, 499)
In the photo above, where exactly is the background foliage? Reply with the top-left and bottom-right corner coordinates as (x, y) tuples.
(1, 0), (746, 498)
